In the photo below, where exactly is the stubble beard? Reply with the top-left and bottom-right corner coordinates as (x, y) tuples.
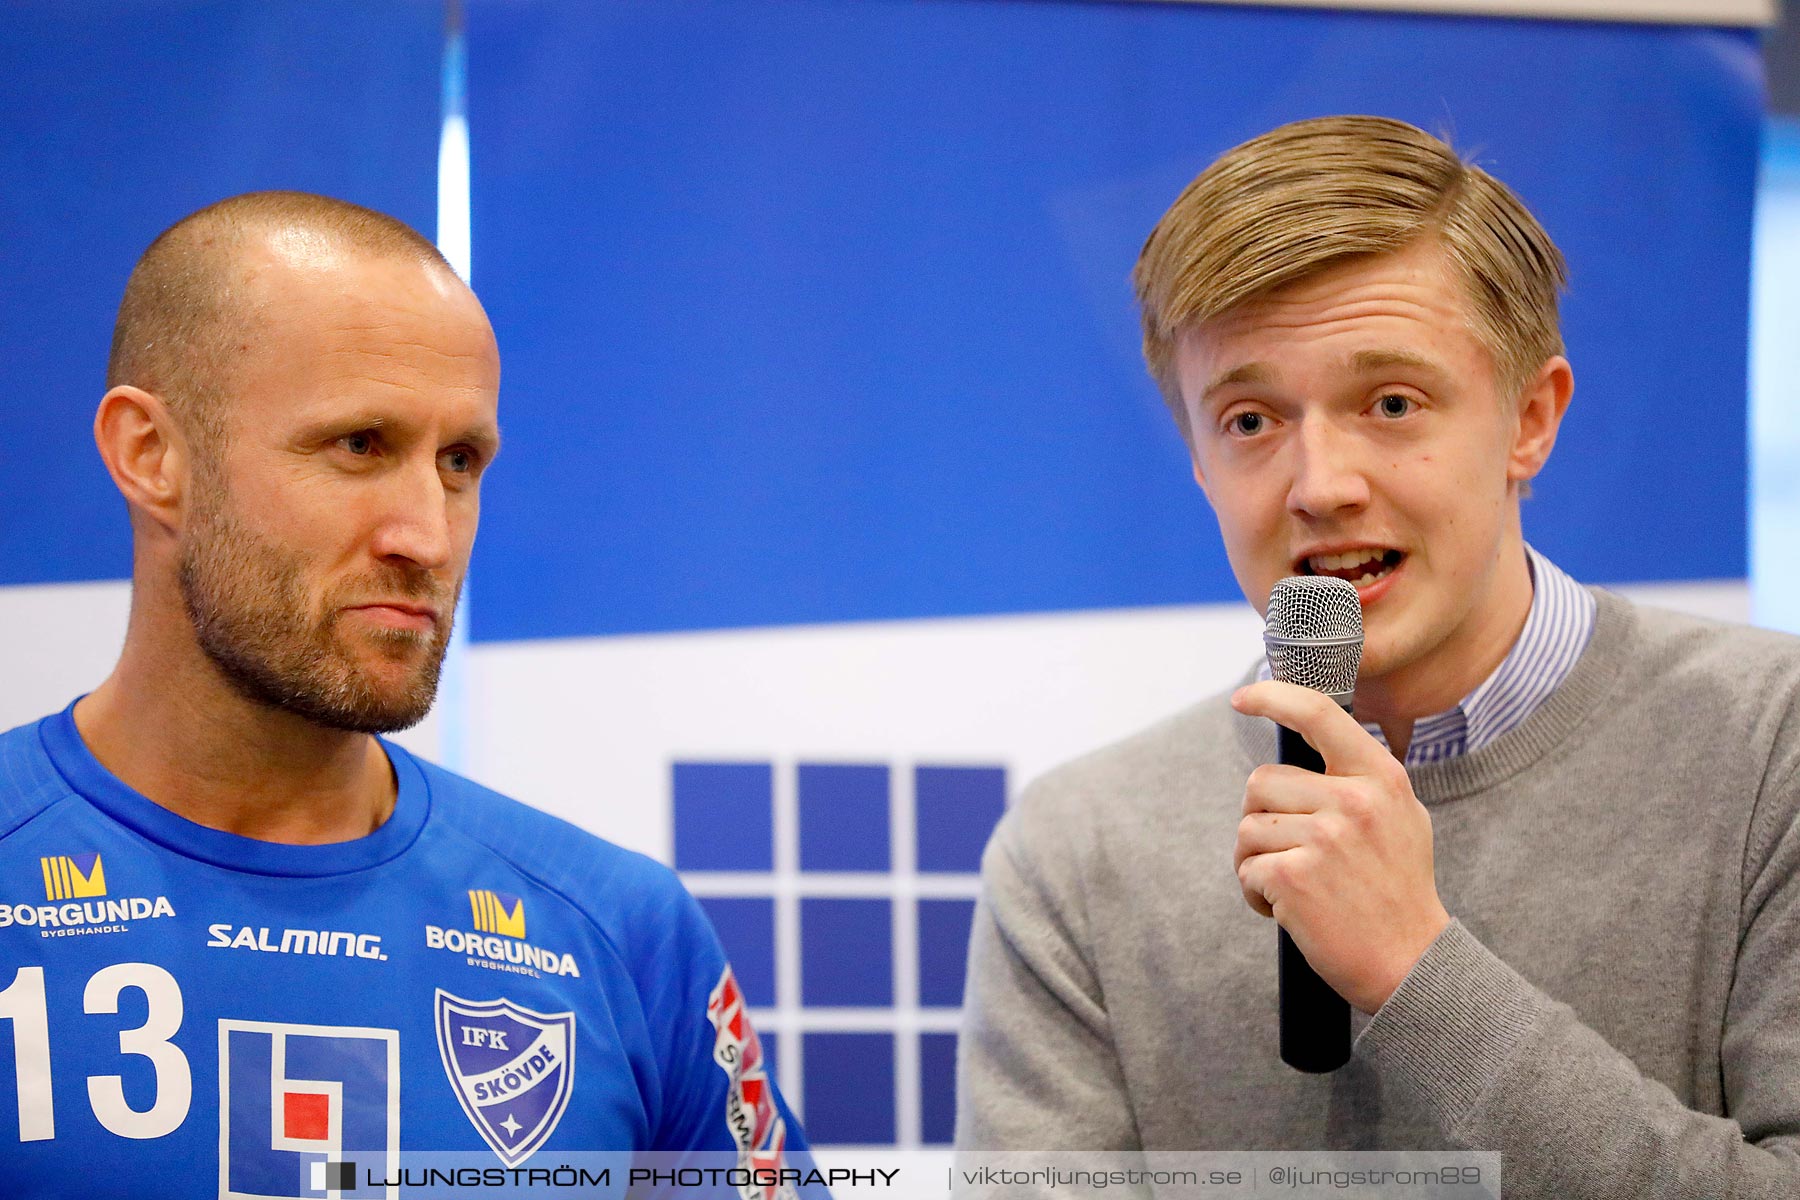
(177, 490), (455, 734)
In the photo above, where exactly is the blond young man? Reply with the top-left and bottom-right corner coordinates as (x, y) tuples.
(957, 117), (1800, 1197)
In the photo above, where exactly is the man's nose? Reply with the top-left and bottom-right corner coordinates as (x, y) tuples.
(370, 457), (454, 571)
(1286, 417), (1371, 518)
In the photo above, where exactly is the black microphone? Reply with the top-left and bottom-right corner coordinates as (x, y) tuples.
(1263, 575), (1364, 1073)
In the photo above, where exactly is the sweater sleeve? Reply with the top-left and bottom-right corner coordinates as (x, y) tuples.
(1359, 823), (1800, 1200)
(1351, 610), (1800, 1199)
(954, 800), (1141, 1150)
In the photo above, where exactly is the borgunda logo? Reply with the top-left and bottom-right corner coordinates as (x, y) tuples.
(424, 890), (580, 979)
(1, 854), (176, 938)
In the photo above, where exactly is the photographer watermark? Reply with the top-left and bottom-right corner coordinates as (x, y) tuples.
(271, 1149), (1497, 1198)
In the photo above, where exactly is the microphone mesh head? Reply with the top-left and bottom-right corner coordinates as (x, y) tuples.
(1265, 576), (1364, 694)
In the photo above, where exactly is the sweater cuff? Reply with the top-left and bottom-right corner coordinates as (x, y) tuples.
(1356, 919), (1547, 1132)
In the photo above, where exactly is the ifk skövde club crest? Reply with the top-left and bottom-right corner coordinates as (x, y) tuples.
(434, 990), (576, 1165)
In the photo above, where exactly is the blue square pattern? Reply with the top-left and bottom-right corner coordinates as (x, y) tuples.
(800, 899), (892, 1007)
(698, 897), (776, 1009)
(799, 763), (890, 871)
(803, 1033), (895, 1145)
(915, 766), (1006, 873)
(917, 899), (976, 1008)
(920, 1032), (957, 1146)
(673, 762), (773, 871)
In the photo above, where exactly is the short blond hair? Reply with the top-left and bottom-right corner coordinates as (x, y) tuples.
(1134, 115), (1567, 437)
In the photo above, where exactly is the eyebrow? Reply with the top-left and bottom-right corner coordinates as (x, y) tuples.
(459, 426), (503, 459)
(1200, 348), (1451, 406)
(1201, 363), (1275, 402)
(1350, 348), (1445, 375)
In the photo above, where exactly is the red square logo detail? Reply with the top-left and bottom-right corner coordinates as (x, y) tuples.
(283, 1091), (331, 1141)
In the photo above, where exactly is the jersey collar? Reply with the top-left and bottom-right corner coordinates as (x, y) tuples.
(38, 699), (430, 877)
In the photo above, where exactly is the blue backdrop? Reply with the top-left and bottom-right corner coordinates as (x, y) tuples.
(466, 0), (1759, 642)
(0, 0), (443, 586)
(0, 0), (1768, 1156)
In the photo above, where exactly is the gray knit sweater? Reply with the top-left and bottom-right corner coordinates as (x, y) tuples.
(957, 592), (1800, 1198)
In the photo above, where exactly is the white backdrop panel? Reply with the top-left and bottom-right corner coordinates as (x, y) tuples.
(1, 576), (1750, 849)
(456, 580), (1750, 860)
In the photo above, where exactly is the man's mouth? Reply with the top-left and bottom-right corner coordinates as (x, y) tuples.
(344, 602), (440, 633)
(1298, 548), (1404, 589)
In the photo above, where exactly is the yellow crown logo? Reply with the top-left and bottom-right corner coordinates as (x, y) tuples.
(42, 853), (106, 901)
(468, 890), (525, 938)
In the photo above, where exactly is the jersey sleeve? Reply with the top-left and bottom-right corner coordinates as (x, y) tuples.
(634, 879), (806, 1159)
(618, 873), (833, 1200)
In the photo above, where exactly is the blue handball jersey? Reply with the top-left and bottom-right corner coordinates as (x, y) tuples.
(0, 704), (811, 1198)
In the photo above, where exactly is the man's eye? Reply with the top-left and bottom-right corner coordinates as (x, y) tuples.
(341, 433), (375, 455)
(442, 449), (473, 474)
(1377, 394), (1415, 419)
(1227, 411), (1265, 437)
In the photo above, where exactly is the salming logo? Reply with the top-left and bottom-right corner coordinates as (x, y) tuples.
(41, 853), (106, 901)
(469, 890), (526, 938)
(207, 924), (387, 960)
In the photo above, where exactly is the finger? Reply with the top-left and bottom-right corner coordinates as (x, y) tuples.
(1237, 845), (1309, 920)
(1242, 763), (1339, 816)
(1234, 811), (1313, 870)
(1234, 814), (1311, 903)
(1235, 852), (1274, 918)
(1231, 680), (1393, 775)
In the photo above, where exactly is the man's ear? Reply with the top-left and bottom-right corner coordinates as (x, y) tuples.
(94, 386), (191, 530)
(1507, 355), (1574, 484)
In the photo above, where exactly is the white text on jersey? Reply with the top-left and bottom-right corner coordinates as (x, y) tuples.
(206, 924), (387, 960)
(0, 895), (175, 937)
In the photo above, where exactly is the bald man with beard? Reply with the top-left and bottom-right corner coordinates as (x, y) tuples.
(0, 193), (810, 1195)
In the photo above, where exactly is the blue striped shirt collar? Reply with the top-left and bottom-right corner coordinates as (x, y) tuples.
(1255, 545), (1596, 767)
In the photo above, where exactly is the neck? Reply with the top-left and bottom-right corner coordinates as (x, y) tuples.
(73, 584), (396, 844)
(1352, 537), (1535, 761)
